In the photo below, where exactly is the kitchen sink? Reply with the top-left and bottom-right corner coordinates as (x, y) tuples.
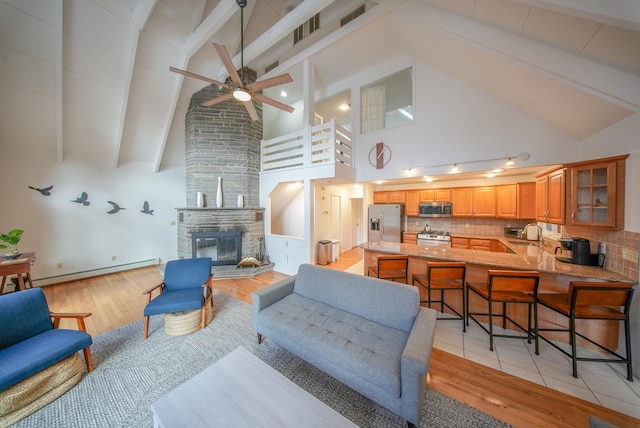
(507, 240), (537, 246)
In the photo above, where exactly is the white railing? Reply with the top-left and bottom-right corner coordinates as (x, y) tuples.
(261, 119), (353, 172)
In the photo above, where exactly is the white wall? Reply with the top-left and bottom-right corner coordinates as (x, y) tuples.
(0, 145), (184, 281)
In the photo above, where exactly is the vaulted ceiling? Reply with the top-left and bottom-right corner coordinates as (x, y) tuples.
(1, 0), (639, 172)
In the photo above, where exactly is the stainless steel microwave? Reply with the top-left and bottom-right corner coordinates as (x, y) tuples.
(418, 202), (452, 218)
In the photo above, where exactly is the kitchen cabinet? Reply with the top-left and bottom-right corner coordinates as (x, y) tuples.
(451, 188), (474, 216)
(496, 183), (536, 219)
(373, 192), (389, 204)
(388, 191), (405, 203)
(517, 182), (536, 219)
(419, 189), (451, 202)
(535, 169), (565, 224)
(568, 155), (626, 229)
(496, 185), (517, 218)
(403, 232), (417, 244)
(452, 187), (496, 217)
(405, 191), (419, 216)
(451, 237), (470, 249)
(492, 240), (509, 253)
(470, 238), (491, 251)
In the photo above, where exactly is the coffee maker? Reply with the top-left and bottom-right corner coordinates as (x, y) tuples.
(555, 238), (602, 266)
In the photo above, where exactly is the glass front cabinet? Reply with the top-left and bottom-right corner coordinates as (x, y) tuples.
(569, 156), (627, 229)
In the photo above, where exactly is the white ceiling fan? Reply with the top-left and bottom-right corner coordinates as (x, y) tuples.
(170, 0), (295, 121)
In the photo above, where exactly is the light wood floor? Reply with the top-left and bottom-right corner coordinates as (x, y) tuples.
(41, 251), (639, 428)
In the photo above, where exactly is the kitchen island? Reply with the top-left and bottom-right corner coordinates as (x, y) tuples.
(361, 239), (636, 350)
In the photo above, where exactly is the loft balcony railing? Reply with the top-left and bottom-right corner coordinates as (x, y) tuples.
(261, 119), (353, 173)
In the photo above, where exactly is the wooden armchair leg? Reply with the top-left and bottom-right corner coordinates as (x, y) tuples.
(83, 347), (94, 372)
(257, 333), (263, 344)
(143, 316), (150, 339)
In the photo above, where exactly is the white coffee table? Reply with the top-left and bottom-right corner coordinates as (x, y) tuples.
(151, 346), (357, 427)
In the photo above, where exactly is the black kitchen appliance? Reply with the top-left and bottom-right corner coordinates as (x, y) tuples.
(555, 238), (603, 266)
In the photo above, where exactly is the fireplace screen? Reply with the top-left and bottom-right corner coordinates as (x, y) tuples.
(191, 231), (242, 266)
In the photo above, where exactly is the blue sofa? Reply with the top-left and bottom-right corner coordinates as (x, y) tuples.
(252, 264), (437, 428)
(0, 287), (93, 391)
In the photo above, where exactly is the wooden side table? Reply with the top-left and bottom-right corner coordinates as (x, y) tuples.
(0, 252), (36, 293)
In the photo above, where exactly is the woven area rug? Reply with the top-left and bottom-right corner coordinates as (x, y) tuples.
(13, 293), (510, 428)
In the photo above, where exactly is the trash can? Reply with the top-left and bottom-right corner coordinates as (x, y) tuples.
(316, 240), (332, 265)
(331, 239), (340, 262)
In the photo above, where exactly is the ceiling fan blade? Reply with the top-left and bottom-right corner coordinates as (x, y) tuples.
(213, 43), (244, 87)
(253, 93), (295, 113)
(246, 73), (293, 92)
(243, 100), (260, 121)
(169, 67), (231, 89)
(201, 92), (234, 107)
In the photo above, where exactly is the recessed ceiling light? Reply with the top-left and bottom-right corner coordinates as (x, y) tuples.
(423, 176), (433, 182)
(339, 103), (350, 111)
(492, 169), (503, 173)
(280, 90), (287, 97)
(486, 172), (496, 178)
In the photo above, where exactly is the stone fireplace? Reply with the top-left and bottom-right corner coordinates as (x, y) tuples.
(176, 69), (265, 264)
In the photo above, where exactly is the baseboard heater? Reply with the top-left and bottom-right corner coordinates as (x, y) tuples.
(32, 258), (161, 287)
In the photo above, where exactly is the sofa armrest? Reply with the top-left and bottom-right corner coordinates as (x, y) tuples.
(400, 307), (438, 426)
(251, 275), (296, 331)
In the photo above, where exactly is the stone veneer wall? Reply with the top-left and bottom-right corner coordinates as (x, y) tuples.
(177, 69), (265, 262)
(184, 69), (262, 208)
(176, 208), (264, 261)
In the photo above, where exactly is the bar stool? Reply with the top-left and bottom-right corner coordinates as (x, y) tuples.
(466, 270), (540, 351)
(536, 281), (634, 381)
(412, 262), (467, 331)
(366, 255), (409, 283)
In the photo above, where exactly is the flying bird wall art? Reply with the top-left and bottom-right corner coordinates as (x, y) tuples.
(29, 185), (53, 196)
(71, 192), (90, 206)
(140, 201), (154, 215)
(107, 201), (125, 214)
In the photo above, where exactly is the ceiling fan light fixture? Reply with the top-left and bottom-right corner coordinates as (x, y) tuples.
(233, 87), (251, 102)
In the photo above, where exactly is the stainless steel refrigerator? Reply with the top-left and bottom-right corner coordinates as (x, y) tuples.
(368, 204), (406, 242)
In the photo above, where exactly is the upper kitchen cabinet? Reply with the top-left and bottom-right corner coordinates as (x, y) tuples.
(496, 185), (517, 218)
(373, 192), (389, 204)
(535, 168), (565, 224)
(373, 191), (406, 204)
(451, 187), (495, 217)
(419, 189), (451, 202)
(405, 191), (419, 216)
(568, 155), (627, 229)
(517, 182), (536, 219)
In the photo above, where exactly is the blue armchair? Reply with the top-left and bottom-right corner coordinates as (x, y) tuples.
(143, 258), (213, 339)
(0, 288), (93, 425)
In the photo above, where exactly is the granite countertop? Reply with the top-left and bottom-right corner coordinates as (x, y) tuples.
(360, 237), (636, 283)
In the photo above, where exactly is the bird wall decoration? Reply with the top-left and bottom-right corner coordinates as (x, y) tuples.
(140, 201), (154, 215)
(107, 201), (125, 214)
(29, 185), (53, 196)
(71, 192), (90, 206)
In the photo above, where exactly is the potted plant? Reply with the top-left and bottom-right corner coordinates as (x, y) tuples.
(0, 229), (24, 257)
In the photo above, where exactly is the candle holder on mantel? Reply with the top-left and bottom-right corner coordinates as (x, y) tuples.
(237, 195), (244, 208)
(216, 177), (223, 208)
(196, 192), (204, 208)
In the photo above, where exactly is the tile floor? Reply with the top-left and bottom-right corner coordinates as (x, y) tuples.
(343, 260), (640, 420)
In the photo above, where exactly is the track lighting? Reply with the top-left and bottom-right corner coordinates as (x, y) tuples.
(404, 152), (530, 173)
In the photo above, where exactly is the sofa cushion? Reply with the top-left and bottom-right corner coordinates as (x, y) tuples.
(292, 264), (419, 332)
(0, 329), (92, 390)
(0, 288), (53, 350)
(143, 288), (205, 316)
(258, 293), (409, 396)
